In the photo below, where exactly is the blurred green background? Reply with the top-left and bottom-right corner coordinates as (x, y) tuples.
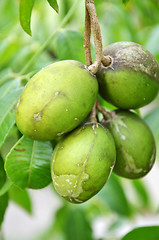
(0, 0), (159, 239)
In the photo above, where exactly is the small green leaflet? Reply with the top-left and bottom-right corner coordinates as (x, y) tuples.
(19, 0), (35, 36)
(5, 136), (53, 189)
(47, 0), (59, 13)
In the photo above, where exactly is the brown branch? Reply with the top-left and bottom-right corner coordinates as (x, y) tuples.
(84, 4), (92, 66)
(89, 100), (97, 123)
(96, 100), (112, 120)
(86, 0), (111, 74)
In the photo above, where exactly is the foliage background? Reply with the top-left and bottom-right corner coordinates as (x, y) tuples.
(0, 0), (159, 239)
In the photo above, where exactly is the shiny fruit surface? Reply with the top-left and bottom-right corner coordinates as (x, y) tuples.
(97, 41), (159, 109)
(51, 123), (116, 203)
(15, 60), (98, 141)
(104, 110), (156, 179)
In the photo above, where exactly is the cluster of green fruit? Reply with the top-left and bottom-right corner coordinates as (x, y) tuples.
(15, 42), (159, 203)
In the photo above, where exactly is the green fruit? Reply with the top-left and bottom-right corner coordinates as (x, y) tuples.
(15, 60), (98, 141)
(104, 110), (156, 179)
(97, 42), (159, 109)
(51, 122), (116, 203)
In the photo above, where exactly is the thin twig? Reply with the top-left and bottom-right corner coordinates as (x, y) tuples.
(84, 4), (92, 66)
(86, 0), (111, 74)
(96, 100), (112, 120)
(89, 100), (97, 123)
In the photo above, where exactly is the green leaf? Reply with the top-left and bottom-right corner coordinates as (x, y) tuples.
(0, 156), (8, 228)
(146, 25), (159, 56)
(131, 179), (150, 208)
(0, 69), (13, 86)
(122, 226), (159, 240)
(0, 180), (12, 197)
(5, 136), (53, 189)
(0, 125), (20, 160)
(9, 185), (32, 214)
(97, 94), (117, 111)
(0, 159), (6, 189)
(40, 205), (93, 240)
(55, 30), (87, 64)
(0, 81), (23, 148)
(47, 0), (59, 13)
(0, 78), (21, 100)
(19, 0), (35, 36)
(0, 36), (21, 69)
(122, 0), (130, 4)
(98, 174), (132, 216)
(144, 107), (159, 136)
(64, 206), (93, 240)
(0, 193), (8, 228)
(144, 107), (159, 158)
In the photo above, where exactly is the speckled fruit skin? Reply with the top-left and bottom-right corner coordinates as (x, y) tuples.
(15, 60), (98, 141)
(103, 110), (156, 179)
(51, 123), (116, 203)
(97, 42), (159, 109)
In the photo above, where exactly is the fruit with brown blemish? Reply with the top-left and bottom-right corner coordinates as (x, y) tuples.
(15, 60), (98, 141)
(96, 41), (159, 109)
(103, 110), (156, 179)
(51, 122), (116, 203)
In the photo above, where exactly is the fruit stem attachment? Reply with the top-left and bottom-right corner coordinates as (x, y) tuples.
(96, 100), (112, 120)
(85, 0), (111, 75)
(89, 100), (97, 123)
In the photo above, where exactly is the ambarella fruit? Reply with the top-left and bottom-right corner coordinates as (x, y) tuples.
(51, 123), (116, 203)
(104, 110), (156, 179)
(15, 60), (98, 141)
(97, 41), (159, 109)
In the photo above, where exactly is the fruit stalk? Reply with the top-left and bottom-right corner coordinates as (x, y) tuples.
(89, 100), (97, 123)
(96, 100), (112, 120)
(84, 4), (92, 66)
(85, 0), (111, 74)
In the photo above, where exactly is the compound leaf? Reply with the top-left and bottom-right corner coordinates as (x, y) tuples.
(5, 136), (53, 189)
